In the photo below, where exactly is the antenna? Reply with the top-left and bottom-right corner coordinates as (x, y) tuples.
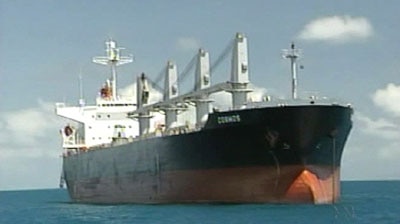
(92, 39), (133, 100)
(282, 42), (302, 100)
(78, 69), (85, 107)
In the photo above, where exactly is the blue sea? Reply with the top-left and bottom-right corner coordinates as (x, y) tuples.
(0, 181), (399, 224)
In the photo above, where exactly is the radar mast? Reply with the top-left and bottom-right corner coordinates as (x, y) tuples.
(282, 43), (302, 100)
(93, 39), (133, 100)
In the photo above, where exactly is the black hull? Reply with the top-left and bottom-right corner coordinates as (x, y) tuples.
(63, 105), (353, 204)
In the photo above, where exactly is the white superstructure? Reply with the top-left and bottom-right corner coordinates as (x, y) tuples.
(56, 40), (137, 150)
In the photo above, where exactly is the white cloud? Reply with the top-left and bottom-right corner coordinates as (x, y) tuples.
(210, 91), (231, 110)
(119, 82), (163, 104)
(372, 83), (400, 117)
(342, 112), (400, 180)
(118, 83), (166, 129)
(1, 100), (62, 145)
(342, 142), (400, 180)
(176, 37), (201, 51)
(248, 85), (268, 102)
(298, 15), (373, 43)
(0, 100), (63, 190)
(355, 112), (400, 140)
(210, 85), (268, 110)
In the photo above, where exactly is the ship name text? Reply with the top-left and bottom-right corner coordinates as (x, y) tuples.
(217, 115), (241, 124)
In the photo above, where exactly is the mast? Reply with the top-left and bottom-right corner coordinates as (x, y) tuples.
(229, 33), (252, 109)
(282, 43), (302, 100)
(78, 70), (85, 107)
(136, 73), (151, 135)
(194, 48), (212, 125)
(93, 39), (133, 101)
(163, 61), (179, 129)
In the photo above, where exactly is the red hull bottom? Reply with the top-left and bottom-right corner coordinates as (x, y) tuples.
(69, 165), (340, 204)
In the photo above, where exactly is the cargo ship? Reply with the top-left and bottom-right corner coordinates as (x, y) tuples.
(55, 33), (353, 204)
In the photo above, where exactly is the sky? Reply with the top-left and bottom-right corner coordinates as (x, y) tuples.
(0, 0), (399, 190)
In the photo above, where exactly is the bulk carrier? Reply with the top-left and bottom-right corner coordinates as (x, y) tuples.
(56, 33), (353, 204)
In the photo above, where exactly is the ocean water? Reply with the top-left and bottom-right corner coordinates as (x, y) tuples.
(0, 181), (399, 224)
